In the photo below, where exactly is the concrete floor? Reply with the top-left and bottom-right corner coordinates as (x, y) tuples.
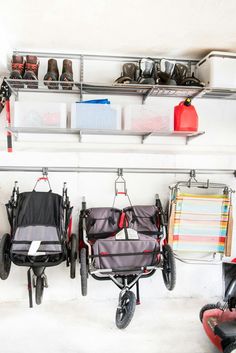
(0, 297), (219, 353)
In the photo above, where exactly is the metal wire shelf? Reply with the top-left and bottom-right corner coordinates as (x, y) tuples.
(7, 127), (205, 144)
(5, 79), (204, 101)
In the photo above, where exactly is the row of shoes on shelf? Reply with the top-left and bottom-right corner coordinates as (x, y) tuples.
(8, 55), (203, 90)
(9, 55), (74, 90)
(114, 58), (204, 86)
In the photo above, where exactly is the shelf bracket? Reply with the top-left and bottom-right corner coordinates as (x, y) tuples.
(142, 87), (155, 104)
(186, 131), (205, 145)
(80, 55), (84, 101)
(142, 132), (153, 144)
(79, 130), (83, 142)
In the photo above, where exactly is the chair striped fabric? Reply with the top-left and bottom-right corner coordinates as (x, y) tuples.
(172, 193), (230, 253)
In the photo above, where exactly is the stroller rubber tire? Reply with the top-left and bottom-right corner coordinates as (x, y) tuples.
(199, 303), (220, 322)
(162, 244), (176, 291)
(70, 233), (77, 279)
(224, 341), (236, 353)
(115, 290), (136, 329)
(35, 276), (44, 305)
(80, 248), (88, 296)
(0, 233), (11, 280)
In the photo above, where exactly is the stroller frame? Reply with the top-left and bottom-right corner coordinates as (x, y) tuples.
(79, 194), (176, 329)
(0, 176), (77, 307)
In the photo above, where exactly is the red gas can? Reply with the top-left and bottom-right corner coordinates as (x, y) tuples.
(174, 98), (198, 132)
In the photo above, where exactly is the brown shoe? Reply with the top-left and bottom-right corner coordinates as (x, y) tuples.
(9, 55), (25, 88)
(23, 55), (39, 88)
(44, 59), (59, 89)
(60, 59), (73, 90)
(10, 55), (25, 79)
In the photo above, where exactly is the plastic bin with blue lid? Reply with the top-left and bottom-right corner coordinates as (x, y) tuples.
(71, 99), (121, 130)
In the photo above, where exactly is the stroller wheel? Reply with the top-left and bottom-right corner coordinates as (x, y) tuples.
(70, 233), (77, 279)
(115, 290), (136, 329)
(0, 233), (11, 280)
(162, 244), (176, 291)
(35, 276), (44, 305)
(80, 248), (88, 296)
(224, 341), (236, 353)
(199, 303), (220, 322)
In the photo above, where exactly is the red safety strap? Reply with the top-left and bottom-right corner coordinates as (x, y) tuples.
(5, 100), (12, 153)
(68, 217), (72, 238)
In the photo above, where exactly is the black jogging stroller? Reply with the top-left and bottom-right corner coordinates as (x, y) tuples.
(0, 175), (77, 307)
(78, 173), (176, 329)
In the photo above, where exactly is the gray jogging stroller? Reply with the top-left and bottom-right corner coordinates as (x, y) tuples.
(79, 173), (176, 329)
(0, 175), (77, 307)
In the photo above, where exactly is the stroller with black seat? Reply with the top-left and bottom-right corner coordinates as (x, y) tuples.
(79, 173), (176, 329)
(0, 175), (77, 307)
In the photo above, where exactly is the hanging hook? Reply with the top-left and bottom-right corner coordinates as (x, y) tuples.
(187, 169), (198, 187)
(117, 168), (123, 177)
(42, 167), (48, 177)
(115, 169), (127, 196)
(34, 167), (51, 191)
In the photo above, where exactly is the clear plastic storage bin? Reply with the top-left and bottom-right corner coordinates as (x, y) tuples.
(196, 51), (236, 88)
(13, 101), (67, 128)
(123, 105), (172, 132)
(71, 103), (121, 130)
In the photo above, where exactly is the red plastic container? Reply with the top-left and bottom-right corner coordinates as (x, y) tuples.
(174, 98), (198, 132)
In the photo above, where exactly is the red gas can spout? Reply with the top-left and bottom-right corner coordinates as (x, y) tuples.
(184, 97), (192, 106)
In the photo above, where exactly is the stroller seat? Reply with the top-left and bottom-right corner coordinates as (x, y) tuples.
(12, 226), (62, 254)
(84, 207), (122, 240)
(89, 205), (161, 272)
(10, 191), (65, 264)
(214, 320), (236, 339)
(124, 205), (162, 238)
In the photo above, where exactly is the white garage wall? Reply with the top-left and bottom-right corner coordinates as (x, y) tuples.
(0, 59), (236, 303)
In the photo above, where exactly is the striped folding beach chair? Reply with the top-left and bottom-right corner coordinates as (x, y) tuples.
(168, 181), (233, 257)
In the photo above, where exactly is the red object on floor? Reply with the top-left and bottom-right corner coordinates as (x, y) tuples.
(174, 98), (198, 132)
(202, 308), (236, 352)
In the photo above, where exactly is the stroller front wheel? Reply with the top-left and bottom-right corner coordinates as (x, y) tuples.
(0, 233), (11, 280)
(115, 290), (136, 329)
(35, 276), (44, 305)
(80, 248), (88, 296)
(162, 244), (176, 291)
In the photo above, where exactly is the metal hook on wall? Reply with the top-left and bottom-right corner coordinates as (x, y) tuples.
(187, 169), (198, 187)
(115, 168), (127, 195)
(42, 167), (48, 177)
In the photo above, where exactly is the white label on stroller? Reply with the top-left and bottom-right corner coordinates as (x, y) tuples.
(28, 241), (46, 256)
(116, 228), (139, 240)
